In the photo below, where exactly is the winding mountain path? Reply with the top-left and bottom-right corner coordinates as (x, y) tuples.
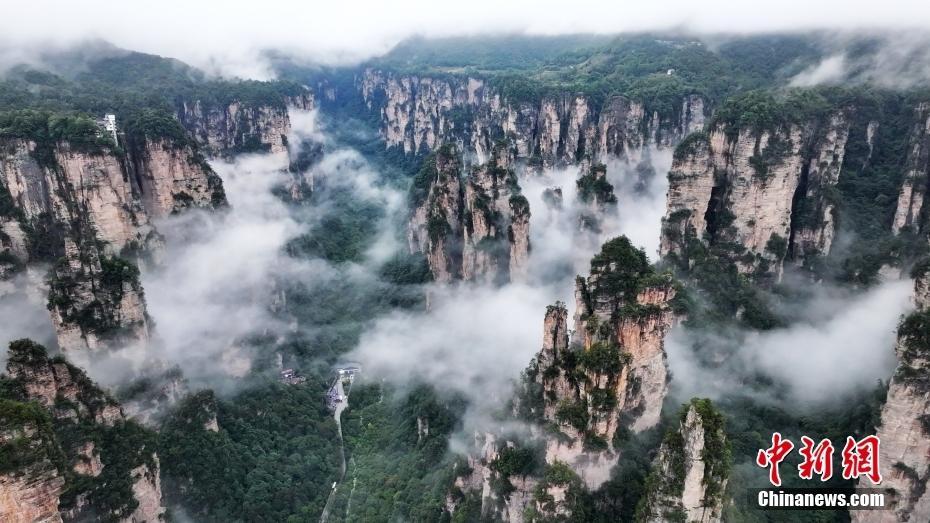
(320, 379), (348, 523)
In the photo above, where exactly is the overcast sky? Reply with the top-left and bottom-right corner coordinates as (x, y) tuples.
(4, 0), (930, 78)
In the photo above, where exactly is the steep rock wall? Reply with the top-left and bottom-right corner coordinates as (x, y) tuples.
(177, 90), (314, 156)
(129, 139), (226, 218)
(449, 237), (680, 520)
(0, 420), (65, 523)
(530, 243), (678, 485)
(408, 146), (530, 283)
(636, 399), (729, 523)
(660, 114), (851, 278)
(447, 433), (577, 523)
(407, 145), (464, 282)
(2, 340), (166, 522)
(358, 69), (704, 166)
(0, 140), (156, 255)
(891, 103), (930, 234)
(0, 135), (228, 351)
(853, 268), (930, 522)
(790, 113), (850, 260)
(0, 140), (154, 351)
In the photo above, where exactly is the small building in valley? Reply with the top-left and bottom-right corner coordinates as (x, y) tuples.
(280, 368), (306, 385)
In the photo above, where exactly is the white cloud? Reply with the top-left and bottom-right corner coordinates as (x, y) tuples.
(77, 109), (408, 389)
(3, 1), (930, 78)
(347, 151), (675, 427)
(0, 270), (57, 366)
(789, 54), (848, 87)
(667, 279), (912, 406)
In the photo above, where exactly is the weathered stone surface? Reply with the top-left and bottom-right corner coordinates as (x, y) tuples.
(531, 241), (678, 479)
(892, 103), (930, 234)
(0, 460), (64, 523)
(661, 114), (851, 277)
(359, 69), (704, 166)
(447, 433), (575, 523)
(791, 113), (850, 260)
(0, 423), (64, 523)
(0, 134), (228, 352)
(408, 146), (529, 283)
(407, 145), (463, 283)
(637, 400), (729, 523)
(177, 90), (314, 156)
(126, 456), (166, 523)
(47, 238), (150, 352)
(0, 140), (157, 255)
(131, 139), (225, 218)
(6, 339), (124, 425)
(3, 341), (167, 522)
(565, 277), (677, 439)
(72, 442), (103, 477)
(853, 269), (930, 522)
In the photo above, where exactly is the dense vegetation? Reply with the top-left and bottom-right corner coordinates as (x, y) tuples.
(0, 45), (305, 150)
(4, 31), (930, 523)
(0, 340), (160, 522)
(159, 384), (341, 521)
(340, 33), (838, 115)
(323, 383), (466, 521)
(150, 114), (444, 521)
(576, 164), (618, 207)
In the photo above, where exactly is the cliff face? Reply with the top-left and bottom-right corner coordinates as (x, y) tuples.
(636, 399), (730, 523)
(1, 140), (154, 255)
(525, 242), (677, 485)
(660, 113), (851, 278)
(407, 145), (530, 283)
(6, 338), (123, 425)
(129, 140), (225, 218)
(0, 339), (166, 522)
(567, 239), (678, 435)
(790, 113), (850, 260)
(891, 103), (930, 234)
(0, 136), (227, 351)
(448, 237), (680, 520)
(0, 414), (65, 523)
(127, 457), (164, 523)
(447, 433), (579, 523)
(407, 145), (463, 283)
(46, 238), (150, 353)
(358, 69), (704, 166)
(177, 90), (314, 157)
(853, 269), (930, 522)
(1, 140), (150, 351)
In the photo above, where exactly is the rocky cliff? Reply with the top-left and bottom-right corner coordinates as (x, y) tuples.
(660, 110), (852, 278)
(636, 399), (730, 523)
(447, 237), (680, 522)
(520, 237), (678, 485)
(407, 144), (530, 283)
(0, 133), (226, 351)
(1, 139), (151, 351)
(128, 139), (226, 218)
(177, 89), (314, 157)
(358, 69), (704, 166)
(0, 400), (66, 523)
(447, 433), (581, 523)
(0, 339), (165, 522)
(660, 96), (930, 281)
(891, 103), (930, 234)
(853, 266), (930, 522)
